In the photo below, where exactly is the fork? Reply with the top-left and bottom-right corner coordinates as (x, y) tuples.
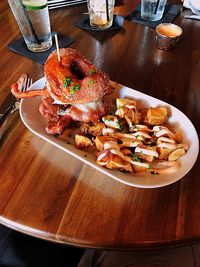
(0, 76), (33, 140)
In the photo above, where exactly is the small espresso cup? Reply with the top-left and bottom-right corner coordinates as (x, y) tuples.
(155, 23), (183, 51)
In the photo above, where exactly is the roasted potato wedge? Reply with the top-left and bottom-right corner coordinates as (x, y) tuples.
(121, 148), (132, 156)
(157, 147), (174, 160)
(135, 153), (154, 163)
(132, 165), (147, 173)
(140, 108), (148, 123)
(79, 122), (105, 136)
(79, 123), (90, 135)
(97, 150), (132, 172)
(124, 110), (141, 131)
(94, 136), (116, 151)
(115, 107), (129, 118)
(116, 98), (136, 109)
(174, 132), (183, 143)
(168, 148), (185, 161)
(147, 107), (168, 125)
(89, 123), (105, 136)
(119, 137), (142, 148)
(75, 135), (93, 149)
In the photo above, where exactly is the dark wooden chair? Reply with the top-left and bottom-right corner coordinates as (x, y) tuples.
(0, 224), (84, 267)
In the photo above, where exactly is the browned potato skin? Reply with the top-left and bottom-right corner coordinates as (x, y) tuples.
(135, 153), (154, 163)
(168, 148), (185, 161)
(79, 123), (90, 135)
(157, 147), (174, 160)
(116, 99), (136, 109)
(94, 136), (116, 151)
(174, 132), (183, 143)
(121, 148), (132, 155)
(89, 123), (105, 136)
(79, 122), (105, 136)
(124, 110), (141, 128)
(147, 107), (168, 125)
(133, 165), (147, 173)
(106, 156), (132, 172)
(140, 108), (148, 123)
(75, 134), (93, 148)
(97, 150), (132, 172)
(115, 107), (130, 118)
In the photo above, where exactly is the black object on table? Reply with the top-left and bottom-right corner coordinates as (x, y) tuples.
(125, 4), (182, 28)
(74, 15), (124, 31)
(7, 32), (74, 65)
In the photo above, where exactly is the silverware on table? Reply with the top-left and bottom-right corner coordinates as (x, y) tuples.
(0, 74), (32, 140)
(0, 74), (28, 122)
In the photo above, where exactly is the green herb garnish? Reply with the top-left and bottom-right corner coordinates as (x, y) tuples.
(116, 121), (122, 130)
(74, 84), (80, 90)
(70, 86), (75, 95)
(132, 154), (141, 162)
(88, 69), (96, 75)
(64, 77), (72, 87)
(70, 84), (80, 95)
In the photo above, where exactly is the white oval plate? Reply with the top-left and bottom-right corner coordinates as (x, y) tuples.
(20, 78), (199, 188)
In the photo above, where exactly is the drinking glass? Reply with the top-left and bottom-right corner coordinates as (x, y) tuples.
(8, 0), (52, 52)
(87, 0), (115, 29)
(141, 0), (167, 21)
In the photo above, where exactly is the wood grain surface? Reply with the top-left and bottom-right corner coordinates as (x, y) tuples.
(0, 0), (200, 250)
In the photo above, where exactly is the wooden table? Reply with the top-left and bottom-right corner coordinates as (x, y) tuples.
(0, 0), (199, 250)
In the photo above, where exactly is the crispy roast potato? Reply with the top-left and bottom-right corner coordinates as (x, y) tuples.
(89, 123), (105, 136)
(132, 165), (147, 173)
(147, 107), (168, 125)
(97, 150), (132, 172)
(168, 148), (186, 161)
(79, 123), (90, 135)
(94, 136), (116, 151)
(116, 98), (136, 109)
(124, 110), (141, 131)
(75, 134), (93, 148)
(79, 122), (105, 136)
(157, 147), (174, 160)
(115, 107), (129, 118)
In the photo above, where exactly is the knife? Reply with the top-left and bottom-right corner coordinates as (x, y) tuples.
(0, 74), (27, 122)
